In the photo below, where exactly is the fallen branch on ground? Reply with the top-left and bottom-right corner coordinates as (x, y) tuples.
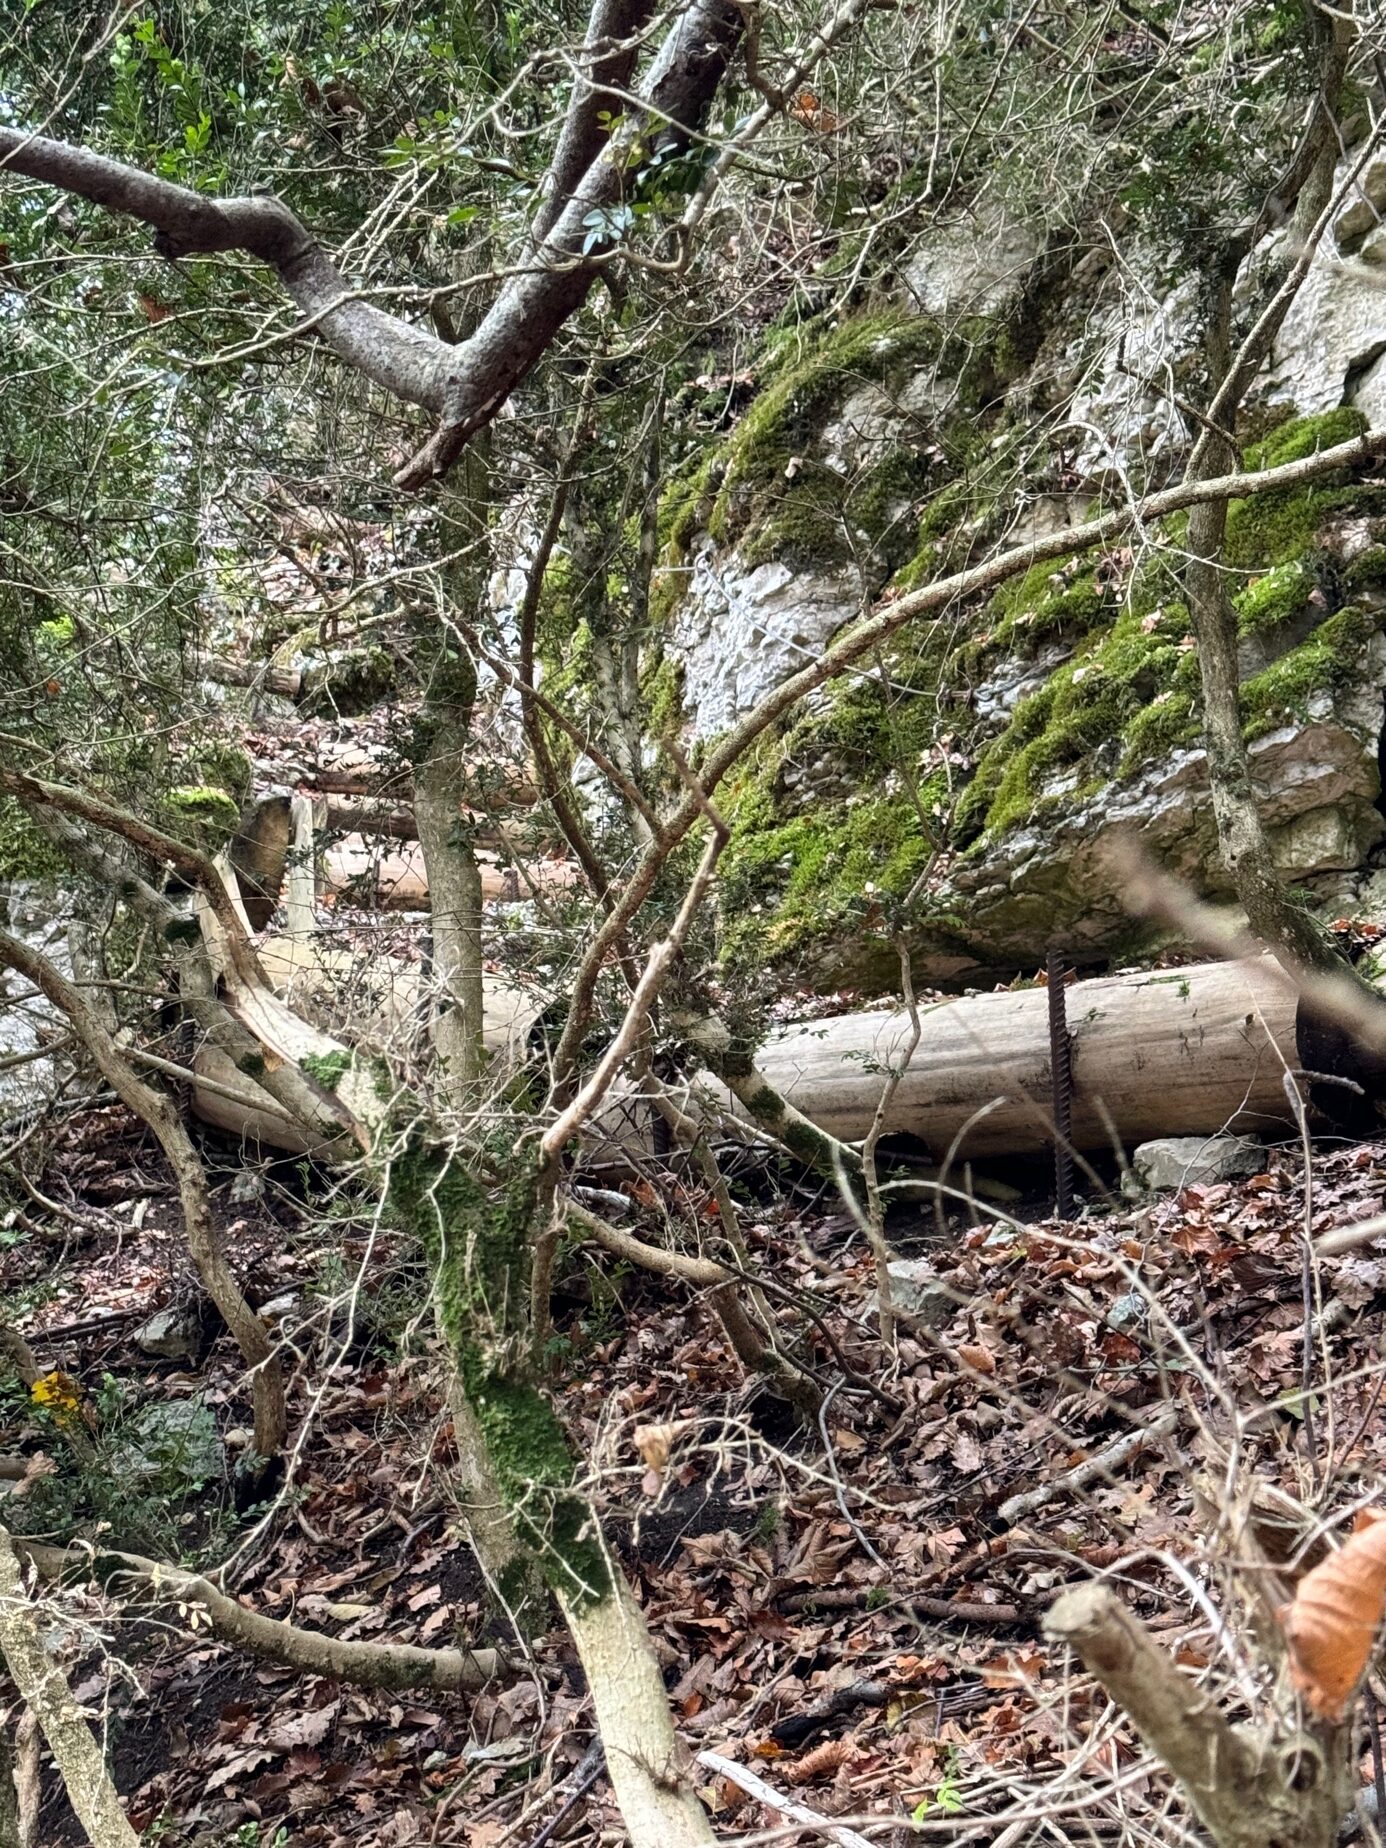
(17, 1539), (507, 1693)
(695, 1749), (874, 1848)
(996, 1407), (1180, 1526)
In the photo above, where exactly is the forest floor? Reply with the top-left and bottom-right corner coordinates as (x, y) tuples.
(6, 1101), (1386, 1848)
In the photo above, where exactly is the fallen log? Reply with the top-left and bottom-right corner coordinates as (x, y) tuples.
(578, 955), (1304, 1168)
(192, 931), (548, 1152)
(316, 793), (547, 852)
(191, 951), (1304, 1164)
(198, 652), (303, 698)
(724, 955), (1301, 1160)
(323, 836), (579, 909)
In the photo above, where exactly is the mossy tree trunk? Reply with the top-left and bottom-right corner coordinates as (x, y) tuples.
(393, 1145), (716, 1848)
(566, 475), (657, 849)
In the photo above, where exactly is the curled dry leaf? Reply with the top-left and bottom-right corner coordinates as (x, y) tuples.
(1281, 1508), (1386, 1718)
(633, 1418), (695, 1495)
(785, 1736), (854, 1785)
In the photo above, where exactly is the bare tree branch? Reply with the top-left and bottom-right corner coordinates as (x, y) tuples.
(0, 0), (742, 489)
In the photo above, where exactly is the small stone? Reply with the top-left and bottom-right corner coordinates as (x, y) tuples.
(257, 1292), (298, 1319)
(886, 1258), (955, 1327)
(133, 1307), (200, 1361)
(228, 1169), (266, 1206)
(1105, 1289), (1147, 1330)
(1130, 1135), (1265, 1193)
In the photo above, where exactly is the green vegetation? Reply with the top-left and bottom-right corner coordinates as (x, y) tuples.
(1225, 407), (1379, 567)
(701, 312), (949, 570)
(1233, 560), (1314, 635)
(0, 799), (67, 881)
(160, 784), (242, 850)
(301, 1049), (352, 1093)
(720, 403), (1386, 978)
(1242, 604), (1382, 740)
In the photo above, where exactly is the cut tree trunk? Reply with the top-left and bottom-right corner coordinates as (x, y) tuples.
(323, 836), (579, 909)
(192, 951), (1304, 1163)
(316, 793), (540, 850)
(711, 954), (1301, 1161)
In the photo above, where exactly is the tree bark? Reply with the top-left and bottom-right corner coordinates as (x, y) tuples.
(0, 1526), (139, 1848)
(1181, 14), (1372, 996)
(413, 456), (489, 1103)
(559, 1577), (716, 1848)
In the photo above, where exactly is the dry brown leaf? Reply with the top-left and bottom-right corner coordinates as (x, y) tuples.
(956, 1344), (996, 1375)
(1282, 1508), (1386, 1718)
(785, 1737), (853, 1784)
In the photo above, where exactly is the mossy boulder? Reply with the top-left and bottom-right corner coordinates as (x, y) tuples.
(717, 410), (1386, 986)
(298, 643), (399, 718)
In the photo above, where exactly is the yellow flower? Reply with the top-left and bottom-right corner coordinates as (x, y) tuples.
(31, 1370), (82, 1427)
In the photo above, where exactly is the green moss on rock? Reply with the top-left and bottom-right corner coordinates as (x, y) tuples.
(1344, 545), (1386, 594)
(1241, 604), (1382, 740)
(707, 311), (948, 570)
(1226, 408), (1379, 569)
(301, 1050), (352, 1093)
(1233, 560), (1314, 635)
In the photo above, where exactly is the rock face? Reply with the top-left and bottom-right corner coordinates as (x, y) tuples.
(1268, 154), (1386, 423)
(672, 538), (862, 739)
(948, 685), (1386, 974)
(659, 129), (1386, 988)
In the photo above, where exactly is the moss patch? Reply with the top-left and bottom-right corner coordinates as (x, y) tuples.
(717, 633), (956, 974)
(1233, 559), (1315, 635)
(1225, 408), (1379, 569)
(1242, 604), (1383, 740)
(389, 1145), (609, 1608)
(706, 311), (950, 571)
(160, 785), (241, 851)
(301, 1050), (352, 1093)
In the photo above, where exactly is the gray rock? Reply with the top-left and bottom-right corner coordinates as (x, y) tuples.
(133, 1307), (200, 1361)
(886, 1258), (955, 1327)
(1131, 1136), (1266, 1193)
(670, 539), (865, 739)
(1267, 150), (1386, 418)
(119, 1400), (225, 1486)
(257, 1292), (298, 1320)
(902, 212), (1040, 320)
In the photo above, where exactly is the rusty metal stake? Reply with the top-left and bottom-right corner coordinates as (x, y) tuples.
(1047, 948), (1075, 1219)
